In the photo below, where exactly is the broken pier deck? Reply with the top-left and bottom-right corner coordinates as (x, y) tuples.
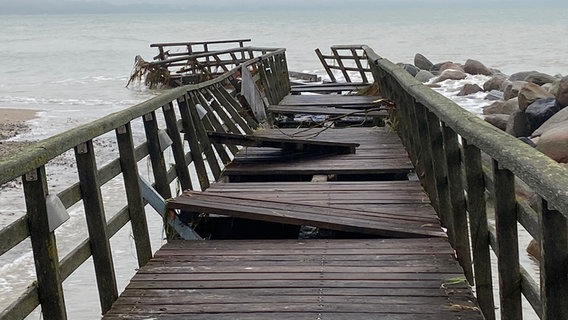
(103, 125), (483, 319)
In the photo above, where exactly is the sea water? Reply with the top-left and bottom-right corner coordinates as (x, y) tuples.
(1, 4), (568, 319)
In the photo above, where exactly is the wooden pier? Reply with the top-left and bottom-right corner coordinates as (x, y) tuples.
(103, 125), (480, 319)
(2, 41), (568, 320)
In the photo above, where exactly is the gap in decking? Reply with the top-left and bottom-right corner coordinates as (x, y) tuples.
(191, 216), (388, 240)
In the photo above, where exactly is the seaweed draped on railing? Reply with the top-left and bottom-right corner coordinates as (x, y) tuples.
(0, 48), (288, 319)
(364, 46), (568, 320)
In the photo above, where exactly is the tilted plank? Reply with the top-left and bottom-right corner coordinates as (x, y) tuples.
(207, 131), (359, 154)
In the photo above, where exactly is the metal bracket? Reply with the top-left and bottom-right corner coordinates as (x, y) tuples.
(24, 170), (38, 181)
(76, 142), (88, 154)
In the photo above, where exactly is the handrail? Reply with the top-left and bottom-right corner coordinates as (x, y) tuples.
(0, 47), (289, 319)
(364, 45), (568, 320)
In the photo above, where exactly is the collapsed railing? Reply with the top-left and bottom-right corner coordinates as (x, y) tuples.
(0, 48), (289, 319)
(365, 46), (568, 320)
(129, 39), (282, 88)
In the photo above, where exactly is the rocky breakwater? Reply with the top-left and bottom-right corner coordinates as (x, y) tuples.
(400, 53), (568, 165)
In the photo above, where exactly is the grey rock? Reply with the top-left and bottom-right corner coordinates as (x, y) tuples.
(509, 71), (538, 81)
(536, 123), (568, 163)
(457, 83), (483, 96)
(402, 63), (420, 77)
(431, 61), (453, 72)
(518, 82), (554, 111)
(414, 53), (434, 71)
(506, 109), (532, 137)
(503, 81), (527, 100)
(485, 90), (504, 101)
(483, 74), (507, 91)
(415, 70), (436, 83)
(525, 72), (558, 86)
(433, 69), (467, 83)
(532, 106), (568, 137)
(525, 98), (561, 132)
(483, 98), (519, 115)
(464, 59), (493, 76)
(554, 76), (568, 107)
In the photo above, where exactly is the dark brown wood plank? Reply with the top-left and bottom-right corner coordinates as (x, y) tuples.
(279, 94), (383, 108)
(103, 239), (482, 319)
(167, 191), (445, 238)
(268, 105), (387, 117)
(207, 131), (359, 154)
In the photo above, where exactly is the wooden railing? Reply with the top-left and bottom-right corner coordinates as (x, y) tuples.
(316, 45), (372, 83)
(151, 39), (252, 61)
(0, 48), (288, 319)
(364, 46), (568, 320)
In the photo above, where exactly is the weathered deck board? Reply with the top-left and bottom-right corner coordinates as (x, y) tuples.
(279, 94), (383, 108)
(103, 239), (482, 320)
(290, 82), (369, 94)
(224, 127), (413, 177)
(207, 131), (359, 154)
(167, 188), (445, 238)
(268, 105), (388, 117)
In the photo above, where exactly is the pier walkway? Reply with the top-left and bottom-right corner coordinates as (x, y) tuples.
(102, 125), (484, 319)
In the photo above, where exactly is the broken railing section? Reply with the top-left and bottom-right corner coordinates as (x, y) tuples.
(0, 47), (291, 319)
(128, 38), (286, 88)
(365, 46), (568, 320)
(316, 45), (372, 83)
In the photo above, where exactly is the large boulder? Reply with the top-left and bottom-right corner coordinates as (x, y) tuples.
(525, 98), (561, 132)
(415, 70), (436, 83)
(555, 76), (568, 107)
(484, 114), (510, 130)
(457, 83), (483, 96)
(414, 53), (434, 71)
(506, 109), (532, 137)
(517, 82), (554, 111)
(439, 62), (464, 73)
(482, 98), (519, 115)
(532, 107), (568, 137)
(485, 90), (504, 101)
(525, 72), (558, 86)
(509, 71), (538, 81)
(483, 74), (507, 91)
(431, 61), (453, 72)
(401, 63), (420, 77)
(464, 59), (493, 76)
(503, 81), (527, 100)
(536, 123), (568, 163)
(434, 69), (467, 83)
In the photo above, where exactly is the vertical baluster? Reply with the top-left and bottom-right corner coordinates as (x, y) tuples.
(193, 91), (231, 165)
(162, 102), (193, 191)
(143, 111), (172, 199)
(405, 97), (424, 181)
(425, 111), (451, 235)
(116, 123), (152, 267)
(492, 159), (522, 320)
(178, 94), (210, 190)
(442, 123), (473, 283)
(539, 197), (568, 320)
(187, 92), (222, 180)
(413, 102), (436, 207)
(214, 84), (257, 133)
(462, 139), (495, 320)
(23, 166), (67, 320)
(75, 140), (118, 313)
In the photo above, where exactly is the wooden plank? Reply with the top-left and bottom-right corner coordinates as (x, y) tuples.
(279, 94), (383, 108)
(268, 105), (387, 117)
(167, 191), (445, 238)
(207, 131), (359, 154)
(103, 239), (482, 319)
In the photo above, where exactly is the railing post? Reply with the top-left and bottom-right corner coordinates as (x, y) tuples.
(492, 159), (522, 320)
(539, 197), (568, 319)
(425, 111), (452, 238)
(22, 166), (67, 320)
(116, 123), (152, 267)
(441, 123), (473, 284)
(462, 139), (495, 320)
(162, 102), (193, 191)
(75, 140), (118, 314)
(413, 102), (435, 203)
(177, 94), (210, 190)
(143, 111), (173, 198)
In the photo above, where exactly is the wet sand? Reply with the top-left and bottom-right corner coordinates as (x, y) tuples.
(0, 108), (38, 159)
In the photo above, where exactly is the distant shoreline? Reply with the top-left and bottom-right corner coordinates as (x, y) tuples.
(0, 108), (38, 159)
